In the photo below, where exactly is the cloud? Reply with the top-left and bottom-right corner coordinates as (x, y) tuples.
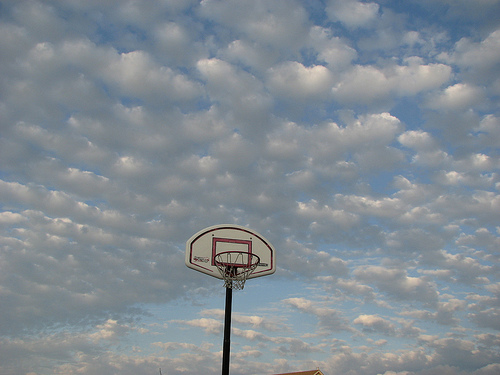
(401, 297), (467, 326)
(222, 39), (279, 71)
(271, 336), (324, 357)
(308, 26), (357, 69)
(1, 1), (500, 374)
(266, 112), (403, 175)
(326, 0), (380, 29)
(284, 297), (352, 333)
(278, 239), (350, 278)
(398, 130), (438, 151)
(426, 337), (500, 370)
(296, 199), (360, 230)
(334, 194), (405, 218)
(474, 115), (500, 148)
(442, 29), (500, 82)
(332, 60), (452, 104)
(426, 83), (486, 110)
(353, 314), (398, 335)
(177, 318), (223, 335)
(198, 0), (309, 52)
(103, 49), (202, 103)
(201, 309), (287, 332)
(154, 20), (205, 66)
(267, 61), (334, 101)
(354, 266), (439, 307)
(197, 57), (273, 128)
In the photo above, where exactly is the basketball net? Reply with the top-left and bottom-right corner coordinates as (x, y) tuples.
(214, 251), (260, 290)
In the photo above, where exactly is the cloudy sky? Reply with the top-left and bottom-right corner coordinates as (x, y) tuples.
(1, 0), (499, 374)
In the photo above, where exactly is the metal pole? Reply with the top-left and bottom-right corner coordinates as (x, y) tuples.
(222, 284), (233, 375)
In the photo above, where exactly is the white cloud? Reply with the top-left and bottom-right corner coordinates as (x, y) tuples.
(428, 250), (494, 284)
(199, 0), (309, 52)
(222, 39), (278, 71)
(426, 83), (485, 110)
(278, 238), (350, 278)
(197, 58), (260, 98)
(177, 318), (222, 335)
(353, 314), (398, 335)
(326, 0), (380, 29)
(354, 266), (439, 306)
(398, 130), (437, 151)
(284, 297), (352, 333)
(104, 50), (202, 102)
(394, 58), (452, 95)
(398, 130), (451, 167)
(308, 26), (357, 69)
(0, 211), (26, 224)
(444, 29), (500, 74)
(334, 194), (405, 218)
(267, 61), (334, 100)
(333, 64), (389, 103)
(201, 309), (287, 332)
(266, 112), (403, 175)
(474, 115), (500, 147)
(333, 61), (451, 104)
(297, 199), (360, 228)
(197, 58), (272, 126)
(1, 1), (500, 374)
(154, 21), (203, 65)
(333, 278), (376, 300)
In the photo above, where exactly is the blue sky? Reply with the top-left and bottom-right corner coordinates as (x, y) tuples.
(1, 1), (499, 374)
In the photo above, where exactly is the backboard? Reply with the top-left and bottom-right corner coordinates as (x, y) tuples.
(185, 224), (276, 280)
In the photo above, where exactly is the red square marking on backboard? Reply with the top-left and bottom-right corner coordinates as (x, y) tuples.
(212, 237), (252, 266)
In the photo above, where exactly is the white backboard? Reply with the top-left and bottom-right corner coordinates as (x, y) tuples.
(185, 224), (276, 280)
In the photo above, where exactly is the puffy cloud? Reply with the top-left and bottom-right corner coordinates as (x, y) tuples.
(197, 58), (273, 128)
(198, 0), (309, 52)
(427, 337), (500, 370)
(333, 60), (451, 104)
(334, 194), (405, 218)
(284, 297), (352, 333)
(308, 26), (357, 69)
(266, 112), (403, 175)
(267, 61), (334, 101)
(398, 130), (451, 167)
(402, 297), (467, 326)
(296, 199), (360, 229)
(442, 29), (500, 82)
(0, 211), (26, 224)
(426, 83), (485, 110)
(103, 50), (202, 102)
(271, 336), (324, 357)
(197, 58), (262, 99)
(326, 0), (380, 29)
(201, 309), (287, 332)
(353, 314), (398, 335)
(333, 65), (390, 103)
(176, 318), (222, 335)
(354, 266), (439, 306)
(154, 21), (204, 66)
(21, 38), (203, 107)
(222, 39), (279, 71)
(1, 1), (500, 374)
(398, 130), (438, 151)
(474, 115), (500, 148)
(394, 58), (453, 95)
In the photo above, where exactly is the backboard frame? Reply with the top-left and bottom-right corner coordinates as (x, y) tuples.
(185, 224), (276, 280)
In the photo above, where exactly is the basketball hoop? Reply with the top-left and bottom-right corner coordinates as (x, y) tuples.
(186, 225), (276, 375)
(214, 251), (261, 290)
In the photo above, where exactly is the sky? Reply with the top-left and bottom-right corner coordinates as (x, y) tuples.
(0, 0), (499, 374)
